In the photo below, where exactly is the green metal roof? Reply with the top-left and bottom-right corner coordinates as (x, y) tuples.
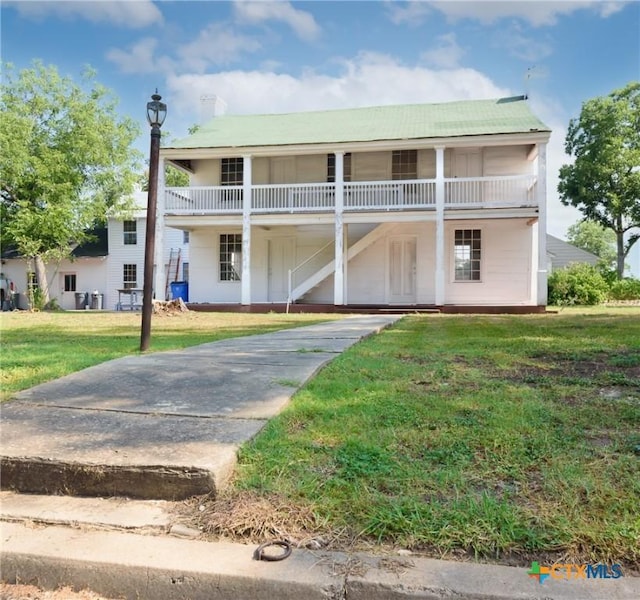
(167, 96), (550, 150)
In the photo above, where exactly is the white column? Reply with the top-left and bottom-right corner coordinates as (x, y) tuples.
(154, 157), (166, 299)
(241, 155), (252, 305)
(343, 224), (348, 305)
(434, 146), (445, 306)
(536, 142), (548, 306)
(334, 152), (345, 305)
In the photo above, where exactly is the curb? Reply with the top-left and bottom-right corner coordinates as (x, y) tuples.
(2, 522), (638, 600)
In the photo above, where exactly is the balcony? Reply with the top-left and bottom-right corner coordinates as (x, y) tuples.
(165, 175), (536, 216)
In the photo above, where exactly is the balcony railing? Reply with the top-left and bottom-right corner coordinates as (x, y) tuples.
(165, 175), (536, 215)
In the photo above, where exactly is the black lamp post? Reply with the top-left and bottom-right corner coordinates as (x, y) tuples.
(140, 91), (167, 352)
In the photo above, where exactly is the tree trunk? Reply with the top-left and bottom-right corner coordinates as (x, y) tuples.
(616, 231), (625, 279)
(34, 254), (51, 306)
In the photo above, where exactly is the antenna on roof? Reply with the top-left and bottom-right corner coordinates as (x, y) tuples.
(524, 66), (535, 100)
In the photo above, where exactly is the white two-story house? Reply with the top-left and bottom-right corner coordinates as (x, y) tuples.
(158, 96), (551, 312)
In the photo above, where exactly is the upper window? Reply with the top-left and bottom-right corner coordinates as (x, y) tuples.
(183, 230), (190, 244)
(221, 158), (243, 186)
(454, 229), (481, 281)
(392, 150), (417, 180)
(220, 234), (242, 281)
(327, 153), (352, 182)
(123, 220), (137, 245)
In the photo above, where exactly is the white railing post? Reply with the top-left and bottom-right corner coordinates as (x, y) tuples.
(334, 152), (345, 305)
(435, 147), (445, 306)
(241, 155), (252, 305)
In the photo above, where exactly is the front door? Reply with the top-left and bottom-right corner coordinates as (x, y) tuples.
(268, 237), (295, 302)
(388, 236), (416, 304)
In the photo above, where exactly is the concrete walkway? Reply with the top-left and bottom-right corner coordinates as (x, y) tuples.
(1, 315), (400, 500)
(2, 314), (638, 599)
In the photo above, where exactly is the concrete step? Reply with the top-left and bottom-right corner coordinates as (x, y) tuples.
(0, 491), (176, 535)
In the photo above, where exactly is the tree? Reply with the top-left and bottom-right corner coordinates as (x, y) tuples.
(0, 62), (142, 304)
(566, 220), (617, 269)
(558, 81), (640, 279)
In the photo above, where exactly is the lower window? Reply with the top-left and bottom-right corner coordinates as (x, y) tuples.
(220, 234), (242, 281)
(123, 264), (137, 289)
(454, 229), (481, 281)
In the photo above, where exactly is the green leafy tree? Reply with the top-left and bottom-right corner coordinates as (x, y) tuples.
(558, 81), (640, 279)
(0, 62), (142, 304)
(566, 220), (617, 269)
(139, 130), (190, 191)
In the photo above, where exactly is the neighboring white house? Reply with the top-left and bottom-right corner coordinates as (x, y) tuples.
(1, 192), (190, 311)
(159, 96), (551, 310)
(546, 234), (599, 272)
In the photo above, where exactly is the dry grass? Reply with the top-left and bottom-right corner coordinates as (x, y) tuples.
(0, 583), (121, 600)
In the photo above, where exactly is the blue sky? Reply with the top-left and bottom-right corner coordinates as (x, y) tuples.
(2, 0), (639, 270)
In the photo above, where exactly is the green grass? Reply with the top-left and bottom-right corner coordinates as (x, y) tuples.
(234, 307), (640, 566)
(0, 311), (336, 401)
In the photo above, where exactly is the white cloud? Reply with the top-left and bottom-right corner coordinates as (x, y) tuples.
(421, 33), (465, 68)
(429, 0), (629, 27)
(4, 0), (163, 28)
(165, 51), (510, 118)
(233, 0), (321, 41)
(177, 23), (262, 72)
(386, 0), (432, 26)
(106, 37), (173, 74)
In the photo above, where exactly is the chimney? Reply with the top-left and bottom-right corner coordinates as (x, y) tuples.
(200, 95), (227, 124)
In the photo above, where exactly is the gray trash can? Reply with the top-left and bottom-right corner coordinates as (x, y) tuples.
(75, 292), (88, 310)
(170, 281), (189, 302)
(90, 292), (104, 310)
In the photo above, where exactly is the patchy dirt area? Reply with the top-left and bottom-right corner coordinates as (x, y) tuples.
(0, 583), (120, 600)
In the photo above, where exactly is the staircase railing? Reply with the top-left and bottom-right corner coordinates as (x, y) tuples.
(286, 240), (333, 313)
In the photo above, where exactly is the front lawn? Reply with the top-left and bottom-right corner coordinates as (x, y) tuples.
(203, 308), (640, 568)
(0, 310), (335, 401)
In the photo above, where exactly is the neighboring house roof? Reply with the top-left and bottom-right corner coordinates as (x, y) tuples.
(546, 235), (599, 269)
(167, 95), (551, 150)
(1, 227), (108, 260)
(72, 227), (108, 258)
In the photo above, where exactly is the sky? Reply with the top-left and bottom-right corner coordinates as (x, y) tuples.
(2, 0), (639, 271)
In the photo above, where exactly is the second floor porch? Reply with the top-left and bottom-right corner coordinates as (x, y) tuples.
(164, 174), (538, 216)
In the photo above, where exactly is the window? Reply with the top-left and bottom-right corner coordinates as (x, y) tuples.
(221, 158), (243, 186)
(454, 229), (481, 281)
(392, 150), (417, 180)
(220, 234), (242, 281)
(123, 220), (137, 245)
(64, 274), (77, 292)
(327, 153), (352, 182)
(123, 264), (137, 289)
(27, 272), (38, 290)
(182, 262), (189, 282)
(183, 230), (190, 244)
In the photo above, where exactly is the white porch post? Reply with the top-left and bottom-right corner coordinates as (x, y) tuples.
(241, 155), (252, 305)
(536, 142), (548, 306)
(434, 146), (445, 306)
(154, 157), (166, 300)
(334, 151), (345, 305)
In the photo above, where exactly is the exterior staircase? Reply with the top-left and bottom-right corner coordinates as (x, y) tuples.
(290, 223), (393, 303)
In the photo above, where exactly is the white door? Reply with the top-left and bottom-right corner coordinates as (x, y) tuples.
(388, 236), (416, 304)
(60, 272), (78, 310)
(268, 237), (295, 302)
(270, 157), (295, 184)
(452, 149), (483, 204)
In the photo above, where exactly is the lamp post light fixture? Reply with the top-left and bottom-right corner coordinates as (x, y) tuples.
(140, 90), (167, 352)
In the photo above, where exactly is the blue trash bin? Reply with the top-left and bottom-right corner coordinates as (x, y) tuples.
(170, 281), (189, 302)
